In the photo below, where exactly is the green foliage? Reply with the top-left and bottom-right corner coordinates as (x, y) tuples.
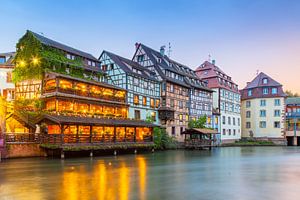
(13, 31), (84, 83)
(285, 90), (299, 97)
(188, 115), (207, 129)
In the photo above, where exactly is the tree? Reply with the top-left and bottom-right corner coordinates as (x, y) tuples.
(0, 97), (7, 135)
(285, 90), (300, 97)
(188, 115), (207, 129)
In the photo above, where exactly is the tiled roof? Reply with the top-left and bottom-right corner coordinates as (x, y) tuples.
(37, 114), (157, 127)
(286, 97), (300, 105)
(102, 51), (158, 81)
(243, 72), (282, 89)
(0, 52), (15, 66)
(137, 43), (211, 91)
(195, 61), (239, 93)
(29, 30), (98, 62)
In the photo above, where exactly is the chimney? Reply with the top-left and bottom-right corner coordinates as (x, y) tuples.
(212, 60), (216, 65)
(135, 42), (139, 49)
(160, 46), (166, 56)
(246, 82), (250, 85)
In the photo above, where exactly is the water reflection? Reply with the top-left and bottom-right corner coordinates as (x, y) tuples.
(2, 148), (300, 200)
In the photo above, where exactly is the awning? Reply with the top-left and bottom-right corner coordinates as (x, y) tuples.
(36, 114), (157, 127)
(182, 128), (219, 135)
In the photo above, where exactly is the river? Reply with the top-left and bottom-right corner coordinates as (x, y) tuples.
(1, 147), (300, 200)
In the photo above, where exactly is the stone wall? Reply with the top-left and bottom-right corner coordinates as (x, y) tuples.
(5, 143), (46, 158)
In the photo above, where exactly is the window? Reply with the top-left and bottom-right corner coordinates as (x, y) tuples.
(262, 78), (268, 84)
(238, 118), (240, 126)
(179, 101), (183, 109)
(228, 117), (231, 125)
(143, 97), (147, 106)
(246, 122), (251, 128)
(150, 98), (155, 108)
(0, 57), (5, 63)
(180, 127), (184, 134)
(272, 88), (278, 94)
(233, 117), (236, 125)
(134, 95), (139, 105)
(274, 110), (280, 117)
(137, 55), (144, 62)
(248, 89), (252, 96)
(88, 60), (92, 66)
(222, 116), (226, 125)
(156, 99), (160, 108)
(170, 84), (174, 93)
(228, 129), (231, 135)
(170, 99), (174, 107)
(133, 78), (139, 85)
(263, 88), (269, 94)
(233, 129), (236, 135)
(179, 114), (183, 121)
(186, 115), (189, 121)
(260, 110), (266, 117)
(275, 99), (280, 106)
(246, 101), (251, 108)
(172, 127), (175, 135)
(6, 72), (12, 83)
(260, 100), (266, 106)
(134, 110), (141, 120)
(259, 121), (266, 128)
(222, 129), (226, 135)
(274, 121), (280, 128)
(152, 112), (156, 122)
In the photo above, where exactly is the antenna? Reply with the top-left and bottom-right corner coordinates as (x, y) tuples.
(208, 54), (212, 62)
(256, 69), (259, 75)
(167, 42), (172, 57)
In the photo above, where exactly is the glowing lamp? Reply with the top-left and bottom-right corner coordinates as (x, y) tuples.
(32, 57), (39, 65)
(19, 60), (25, 67)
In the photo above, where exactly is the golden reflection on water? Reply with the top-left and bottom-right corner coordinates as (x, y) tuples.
(137, 156), (147, 200)
(60, 157), (147, 200)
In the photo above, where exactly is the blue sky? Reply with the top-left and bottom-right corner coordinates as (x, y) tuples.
(1, 0), (300, 92)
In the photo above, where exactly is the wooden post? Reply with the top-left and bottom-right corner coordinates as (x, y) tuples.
(134, 127), (137, 143)
(89, 125), (92, 143)
(113, 126), (116, 143)
(124, 127), (127, 142)
(61, 150), (65, 159)
(60, 124), (64, 144)
(76, 125), (79, 143)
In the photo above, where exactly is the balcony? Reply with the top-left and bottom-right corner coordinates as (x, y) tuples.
(286, 112), (300, 118)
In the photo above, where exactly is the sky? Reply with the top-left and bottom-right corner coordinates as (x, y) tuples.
(1, 0), (300, 92)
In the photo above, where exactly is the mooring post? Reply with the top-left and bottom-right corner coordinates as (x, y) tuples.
(152, 148), (155, 153)
(90, 150), (93, 157)
(134, 149), (137, 154)
(114, 150), (117, 156)
(61, 151), (65, 159)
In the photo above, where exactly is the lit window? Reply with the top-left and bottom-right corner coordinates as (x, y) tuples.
(150, 98), (155, 108)
(179, 114), (183, 121)
(143, 97), (147, 106)
(134, 95), (139, 105)
(155, 99), (160, 108)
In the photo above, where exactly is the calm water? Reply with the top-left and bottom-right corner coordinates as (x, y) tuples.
(1, 147), (300, 200)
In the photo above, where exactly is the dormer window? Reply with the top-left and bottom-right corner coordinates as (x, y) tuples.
(137, 55), (144, 62)
(263, 87), (269, 94)
(157, 58), (161, 63)
(0, 56), (6, 64)
(248, 89), (252, 96)
(262, 78), (268, 84)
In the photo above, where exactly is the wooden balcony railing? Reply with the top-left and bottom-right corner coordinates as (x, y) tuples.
(5, 133), (38, 143)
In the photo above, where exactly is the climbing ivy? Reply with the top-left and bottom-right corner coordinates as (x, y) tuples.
(13, 31), (85, 83)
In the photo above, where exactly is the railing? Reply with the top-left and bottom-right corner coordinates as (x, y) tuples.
(40, 134), (152, 144)
(43, 87), (126, 103)
(184, 139), (212, 147)
(5, 133), (39, 143)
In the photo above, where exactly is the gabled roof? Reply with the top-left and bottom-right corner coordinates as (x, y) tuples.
(244, 72), (282, 89)
(0, 52), (15, 66)
(102, 50), (158, 81)
(29, 30), (98, 62)
(136, 43), (211, 91)
(195, 61), (239, 93)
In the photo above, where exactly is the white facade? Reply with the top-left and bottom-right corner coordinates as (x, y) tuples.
(214, 88), (241, 142)
(0, 67), (14, 100)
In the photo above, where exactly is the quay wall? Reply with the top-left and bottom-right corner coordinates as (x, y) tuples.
(5, 143), (46, 158)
